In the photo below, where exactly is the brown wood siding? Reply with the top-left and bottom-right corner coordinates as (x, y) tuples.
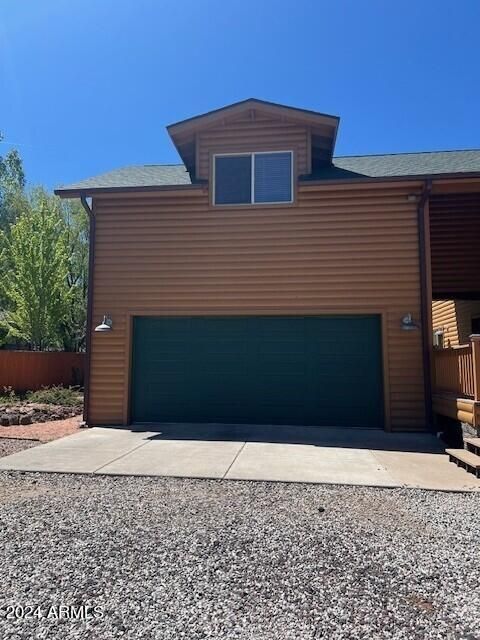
(430, 193), (480, 297)
(432, 300), (480, 346)
(89, 183), (425, 430)
(196, 114), (311, 180)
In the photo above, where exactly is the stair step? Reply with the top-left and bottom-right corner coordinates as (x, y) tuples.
(446, 448), (480, 478)
(464, 437), (480, 455)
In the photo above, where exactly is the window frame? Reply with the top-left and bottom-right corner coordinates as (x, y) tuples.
(212, 150), (294, 207)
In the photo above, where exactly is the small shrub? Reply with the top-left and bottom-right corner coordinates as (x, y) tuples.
(0, 386), (20, 405)
(26, 385), (83, 407)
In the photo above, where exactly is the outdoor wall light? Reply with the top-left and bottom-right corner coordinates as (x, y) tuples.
(95, 315), (113, 332)
(401, 313), (418, 331)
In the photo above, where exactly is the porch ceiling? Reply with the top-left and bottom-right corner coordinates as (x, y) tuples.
(430, 191), (480, 299)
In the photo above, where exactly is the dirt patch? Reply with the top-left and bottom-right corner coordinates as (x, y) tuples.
(406, 593), (435, 613)
(0, 470), (53, 503)
(0, 416), (81, 442)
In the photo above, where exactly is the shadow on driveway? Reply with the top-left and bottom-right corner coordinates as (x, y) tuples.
(112, 423), (445, 454)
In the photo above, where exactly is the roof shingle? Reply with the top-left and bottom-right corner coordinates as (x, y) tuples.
(306, 149), (480, 180)
(55, 149), (480, 195)
(57, 164), (193, 192)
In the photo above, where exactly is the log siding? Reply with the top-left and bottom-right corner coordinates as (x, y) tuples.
(432, 299), (480, 346)
(432, 300), (459, 346)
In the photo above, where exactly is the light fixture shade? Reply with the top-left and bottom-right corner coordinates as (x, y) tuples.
(401, 313), (418, 331)
(95, 315), (113, 332)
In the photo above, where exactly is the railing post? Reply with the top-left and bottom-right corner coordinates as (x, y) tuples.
(470, 335), (480, 401)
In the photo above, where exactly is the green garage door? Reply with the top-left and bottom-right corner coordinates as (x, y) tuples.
(131, 316), (384, 428)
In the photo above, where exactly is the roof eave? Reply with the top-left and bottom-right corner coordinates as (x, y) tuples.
(54, 183), (205, 199)
(54, 170), (480, 199)
(299, 171), (480, 187)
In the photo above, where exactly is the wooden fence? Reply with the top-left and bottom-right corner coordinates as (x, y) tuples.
(433, 341), (479, 399)
(0, 351), (85, 393)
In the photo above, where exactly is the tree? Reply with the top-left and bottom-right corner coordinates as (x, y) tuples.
(0, 133), (26, 230)
(0, 140), (88, 352)
(61, 198), (89, 351)
(0, 195), (71, 350)
(12, 187), (90, 351)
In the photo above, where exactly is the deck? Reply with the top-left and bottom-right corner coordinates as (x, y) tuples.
(433, 336), (480, 428)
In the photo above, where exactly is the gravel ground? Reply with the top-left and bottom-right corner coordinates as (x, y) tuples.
(0, 438), (38, 458)
(0, 473), (479, 640)
(0, 417), (81, 442)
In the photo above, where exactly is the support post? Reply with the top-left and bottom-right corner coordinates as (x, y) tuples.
(81, 196), (95, 426)
(417, 179), (433, 429)
(470, 334), (480, 402)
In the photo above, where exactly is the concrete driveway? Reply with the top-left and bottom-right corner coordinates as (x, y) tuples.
(0, 424), (479, 491)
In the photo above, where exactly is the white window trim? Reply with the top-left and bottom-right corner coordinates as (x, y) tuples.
(433, 329), (444, 348)
(212, 150), (294, 206)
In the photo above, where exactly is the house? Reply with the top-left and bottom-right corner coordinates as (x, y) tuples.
(55, 98), (480, 437)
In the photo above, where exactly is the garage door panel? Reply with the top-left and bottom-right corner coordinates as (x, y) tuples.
(131, 315), (384, 428)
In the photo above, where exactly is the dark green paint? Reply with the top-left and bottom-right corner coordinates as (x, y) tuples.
(131, 315), (384, 428)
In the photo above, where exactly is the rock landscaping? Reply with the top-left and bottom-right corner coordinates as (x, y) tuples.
(0, 386), (83, 428)
(0, 402), (81, 426)
(0, 475), (479, 639)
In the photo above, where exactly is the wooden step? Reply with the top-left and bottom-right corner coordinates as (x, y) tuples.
(464, 437), (480, 456)
(446, 448), (480, 478)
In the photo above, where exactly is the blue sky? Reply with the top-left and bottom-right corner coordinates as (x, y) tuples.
(1, 0), (480, 189)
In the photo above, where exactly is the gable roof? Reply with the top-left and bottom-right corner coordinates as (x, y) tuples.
(167, 98), (340, 134)
(167, 98), (340, 177)
(55, 149), (480, 197)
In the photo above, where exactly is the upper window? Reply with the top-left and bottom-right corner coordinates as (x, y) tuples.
(214, 151), (293, 206)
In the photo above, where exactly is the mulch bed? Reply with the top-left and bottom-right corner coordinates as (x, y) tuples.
(0, 416), (82, 443)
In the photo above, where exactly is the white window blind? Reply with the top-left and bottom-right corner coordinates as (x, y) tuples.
(254, 152), (292, 203)
(213, 151), (293, 205)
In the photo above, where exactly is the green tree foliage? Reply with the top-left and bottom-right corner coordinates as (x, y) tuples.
(0, 138), (88, 352)
(27, 188), (90, 350)
(0, 195), (72, 350)
(61, 198), (89, 351)
(0, 133), (26, 230)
